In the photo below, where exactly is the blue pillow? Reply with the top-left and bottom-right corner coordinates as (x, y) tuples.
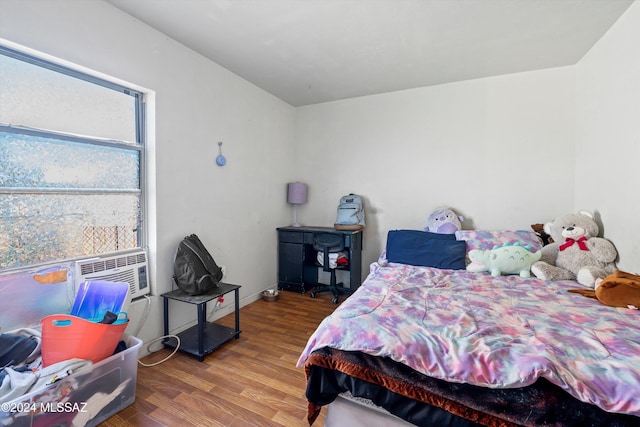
(386, 230), (467, 270)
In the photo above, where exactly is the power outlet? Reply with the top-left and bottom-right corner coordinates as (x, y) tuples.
(220, 265), (226, 277)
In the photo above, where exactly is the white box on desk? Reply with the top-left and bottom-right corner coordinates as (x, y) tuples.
(1, 334), (142, 427)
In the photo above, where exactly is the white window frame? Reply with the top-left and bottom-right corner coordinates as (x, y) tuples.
(0, 45), (147, 270)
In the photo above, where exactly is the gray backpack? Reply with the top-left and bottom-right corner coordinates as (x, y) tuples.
(334, 194), (365, 229)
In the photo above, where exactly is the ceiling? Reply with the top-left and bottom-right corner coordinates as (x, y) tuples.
(106, 0), (634, 107)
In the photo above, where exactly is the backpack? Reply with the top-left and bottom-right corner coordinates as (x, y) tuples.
(334, 193), (365, 230)
(173, 234), (223, 295)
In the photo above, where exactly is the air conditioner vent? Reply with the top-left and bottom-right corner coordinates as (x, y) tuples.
(75, 249), (150, 300)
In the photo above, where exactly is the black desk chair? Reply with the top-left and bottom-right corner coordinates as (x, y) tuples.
(310, 232), (352, 304)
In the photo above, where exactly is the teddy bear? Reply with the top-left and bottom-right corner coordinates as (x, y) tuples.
(530, 211), (618, 288)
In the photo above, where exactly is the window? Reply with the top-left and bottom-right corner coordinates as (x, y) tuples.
(0, 46), (146, 270)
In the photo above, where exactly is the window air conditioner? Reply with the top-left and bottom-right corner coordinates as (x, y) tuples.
(75, 249), (150, 300)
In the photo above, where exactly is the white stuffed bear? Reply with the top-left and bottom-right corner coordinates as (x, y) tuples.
(531, 211), (618, 288)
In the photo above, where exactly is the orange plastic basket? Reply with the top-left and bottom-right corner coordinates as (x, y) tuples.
(41, 314), (129, 367)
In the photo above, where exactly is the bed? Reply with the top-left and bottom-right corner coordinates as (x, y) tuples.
(297, 229), (640, 427)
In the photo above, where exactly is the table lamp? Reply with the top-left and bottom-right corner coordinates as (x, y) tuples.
(287, 182), (308, 227)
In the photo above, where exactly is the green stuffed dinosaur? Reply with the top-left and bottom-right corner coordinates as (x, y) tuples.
(467, 242), (541, 278)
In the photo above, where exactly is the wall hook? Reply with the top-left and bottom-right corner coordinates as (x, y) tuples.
(216, 141), (227, 166)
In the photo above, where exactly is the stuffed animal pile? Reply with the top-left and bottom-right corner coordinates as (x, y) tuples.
(531, 211), (618, 288)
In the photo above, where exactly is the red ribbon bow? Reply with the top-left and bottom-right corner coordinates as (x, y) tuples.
(559, 236), (589, 251)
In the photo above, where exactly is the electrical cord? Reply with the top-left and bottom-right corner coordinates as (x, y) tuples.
(130, 295), (182, 367)
(207, 296), (223, 322)
(137, 334), (180, 367)
(134, 295), (223, 367)
(129, 295), (152, 337)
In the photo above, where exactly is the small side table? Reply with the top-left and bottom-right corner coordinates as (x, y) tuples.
(162, 282), (241, 361)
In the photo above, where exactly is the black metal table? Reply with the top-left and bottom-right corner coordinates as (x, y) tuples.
(162, 282), (241, 361)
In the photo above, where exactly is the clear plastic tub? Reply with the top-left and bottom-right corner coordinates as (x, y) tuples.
(0, 334), (141, 427)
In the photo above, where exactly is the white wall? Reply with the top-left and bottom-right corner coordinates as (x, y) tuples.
(296, 1), (640, 278)
(2, 0), (639, 352)
(295, 68), (576, 273)
(575, 0), (640, 273)
(1, 0), (296, 350)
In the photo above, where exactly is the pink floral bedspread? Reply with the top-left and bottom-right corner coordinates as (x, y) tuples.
(298, 262), (640, 416)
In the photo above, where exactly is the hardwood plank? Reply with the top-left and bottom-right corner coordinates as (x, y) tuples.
(101, 290), (338, 426)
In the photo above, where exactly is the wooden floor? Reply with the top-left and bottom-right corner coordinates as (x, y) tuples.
(99, 289), (339, 427)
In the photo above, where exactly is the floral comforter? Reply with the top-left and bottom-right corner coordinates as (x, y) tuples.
(298, 262), (640, 416)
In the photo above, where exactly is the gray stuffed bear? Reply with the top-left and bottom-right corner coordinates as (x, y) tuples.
(531, 211), (618, 288)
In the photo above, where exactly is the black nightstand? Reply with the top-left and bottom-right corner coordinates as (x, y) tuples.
(162, 282), (241, 361)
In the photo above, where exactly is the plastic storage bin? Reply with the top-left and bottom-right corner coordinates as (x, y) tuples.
(0, 334), (142, 427)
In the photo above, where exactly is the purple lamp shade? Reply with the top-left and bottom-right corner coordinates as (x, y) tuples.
(287, 182), (307, 227)
(287, 182), (308, 204)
